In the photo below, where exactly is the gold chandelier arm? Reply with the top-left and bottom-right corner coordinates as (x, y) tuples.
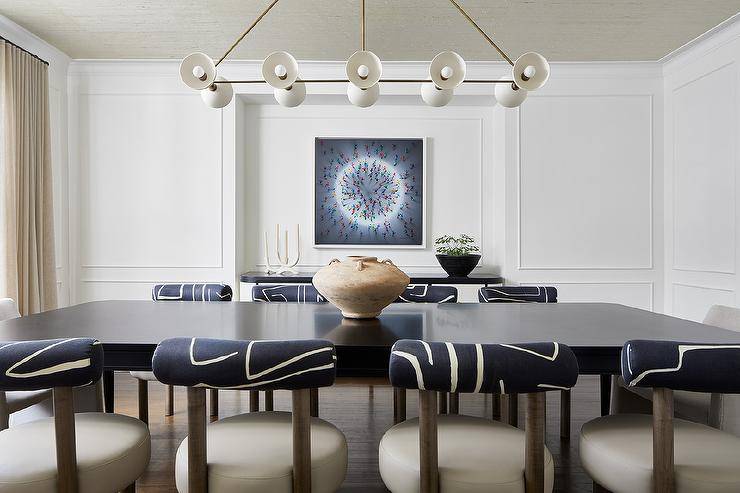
(215, 0), (282, 67)
(213, 78), (516, 84)
(447, 0), (514, 66)
(361, 0), (366, 51)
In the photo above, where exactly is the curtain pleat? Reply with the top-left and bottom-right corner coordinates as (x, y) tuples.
(0, 40), (57, 315)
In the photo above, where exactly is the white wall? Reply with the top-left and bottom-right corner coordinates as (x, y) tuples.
(64, 60), (664, 307)
(501, 64), (664, 311)
(663, 17), (740, 320)
(0, 15), (71, 305)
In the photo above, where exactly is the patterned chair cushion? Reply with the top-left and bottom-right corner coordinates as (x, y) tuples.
(0, 338), (103, 391)
(153, 337), (336, 390)
(395, 285), (458, 303)
(152, 283), (233, 301)
(622, 340), (740, 393)
(478, 286), (557, 303)
(390, 339), (578, 394)
(252, 284), (327, 303)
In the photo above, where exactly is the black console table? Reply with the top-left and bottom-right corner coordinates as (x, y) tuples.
(239, 271), (504, 302)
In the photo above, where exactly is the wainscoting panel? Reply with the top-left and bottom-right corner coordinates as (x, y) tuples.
(672, 63), (736, 274)
(78, 93), (223, 269)
(550, 282), (654, 311)
(672, 283), (735, 322)
(519, 95), (653, 270)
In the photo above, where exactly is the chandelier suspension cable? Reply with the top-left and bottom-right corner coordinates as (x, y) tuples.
(447, 0), (514, 66)
(215, 0), (282, 66)
(213, 78), (516, 84)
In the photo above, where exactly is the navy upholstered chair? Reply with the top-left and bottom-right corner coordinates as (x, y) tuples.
(0, 338), (150, 492)
(478, 286), (557, 303)
(252, 284), (327, 303)
(153, 337), (347, 492)
(0, 298), (52, 431)
(380, 339), (578, 492)
(131, 282), (234, 424)
(477, 285), (567, 433)
(395, 285), (458, 303)
(612, 305), (740, 435)
(152, 283), (233, 301)
(581, 340), (740, 492)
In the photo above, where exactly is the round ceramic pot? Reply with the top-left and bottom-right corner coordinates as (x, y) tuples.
(313, 256), (410, 319)
(435, 254), (481, 277)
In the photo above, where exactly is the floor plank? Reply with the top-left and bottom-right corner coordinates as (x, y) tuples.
(113, 373), (599, 492)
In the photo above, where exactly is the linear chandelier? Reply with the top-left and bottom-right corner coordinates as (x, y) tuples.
(179, 0), (550, 109)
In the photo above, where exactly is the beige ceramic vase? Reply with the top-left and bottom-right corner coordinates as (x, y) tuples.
(313, 256), (410, 319)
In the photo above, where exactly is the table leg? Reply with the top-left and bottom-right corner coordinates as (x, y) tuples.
(600, 374), (611, 416)
(103, 370), (114, 413)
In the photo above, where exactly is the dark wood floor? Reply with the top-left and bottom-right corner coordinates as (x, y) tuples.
(114, 373), (600, 492)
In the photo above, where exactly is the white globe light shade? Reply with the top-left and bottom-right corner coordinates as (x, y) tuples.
(200, 77), (234, 108)
(513, 52), (550, 90)
(420, 83), (454, 107)
(494, 82), (528, 108)
(262, 51), (299, 89)
(429, 51), (466, 89)
(346, 51), (382, 89)
(274, 82), (306, 107)
(347, 82), (379, 107)
(180, 52), (216, 90)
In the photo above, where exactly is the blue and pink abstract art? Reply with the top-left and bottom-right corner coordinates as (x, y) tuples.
(314, 137), (424, 246)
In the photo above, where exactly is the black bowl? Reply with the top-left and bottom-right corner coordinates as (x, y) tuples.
(435, 254), (481, 278)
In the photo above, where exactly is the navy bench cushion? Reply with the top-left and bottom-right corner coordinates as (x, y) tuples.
(478, 286), (557, 303)
(152, 283), (233, 301)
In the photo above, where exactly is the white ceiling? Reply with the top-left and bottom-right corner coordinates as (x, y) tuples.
(1, 0), (739, 62)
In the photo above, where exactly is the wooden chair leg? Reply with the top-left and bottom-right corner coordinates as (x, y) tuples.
(137, 379), (149, 424)
(491, 393), (501, 421)
(438, 392), (448, 414)
(264, 390), (274, 411)
(187, 388), (207, 493)
(54, 387), (78, 493)
(525, 392), (546, 493)
(165, 384), (174, 417)
(653, 388), (674, 493)
(249, 390), (260, 412)
(0, 391), (9, 431)
(560, 389), (571, 439)
(502, 393), (519, 427)
(292, 389), (312, 493)
(393, 387), (407, 424)
(209, 389), (219, 419)
(449, 393), (459, 414)
(310, 388), (319, 417)
(419, 389), (439, 493)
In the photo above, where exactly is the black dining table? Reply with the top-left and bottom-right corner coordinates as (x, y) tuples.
(2, 300), (738, 415)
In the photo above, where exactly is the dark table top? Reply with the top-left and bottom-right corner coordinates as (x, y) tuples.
(1, 301), (736, 375)
(240, 271), (504, 285)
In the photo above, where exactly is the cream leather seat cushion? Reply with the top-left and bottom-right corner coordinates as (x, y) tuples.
(6, 390), (52, 413)
(616, 376), (712, 423)
(130, 371), (158, 381)
(580, 414), (740, 493)
(379, 415), (554, 493)
(175, 411), (347, 493)
(0, 413), (151, 493)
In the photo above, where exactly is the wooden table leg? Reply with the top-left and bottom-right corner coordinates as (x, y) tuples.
(103, 370), (114, 413)
(449, 393), (459, 414)
(600, 374), (611, 416)
(137, 379), (149, 424)
(249, 390), (260, 412)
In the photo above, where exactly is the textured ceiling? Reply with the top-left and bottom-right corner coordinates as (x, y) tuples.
(1, 0), (739, 62)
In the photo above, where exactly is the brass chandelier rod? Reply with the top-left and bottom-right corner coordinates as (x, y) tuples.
(447, 0), (514, 66)
(214, 78), (516, 84)
(215, 0), (282, 67)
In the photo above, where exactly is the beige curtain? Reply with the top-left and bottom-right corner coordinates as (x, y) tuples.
(0, 40), (57, 315)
